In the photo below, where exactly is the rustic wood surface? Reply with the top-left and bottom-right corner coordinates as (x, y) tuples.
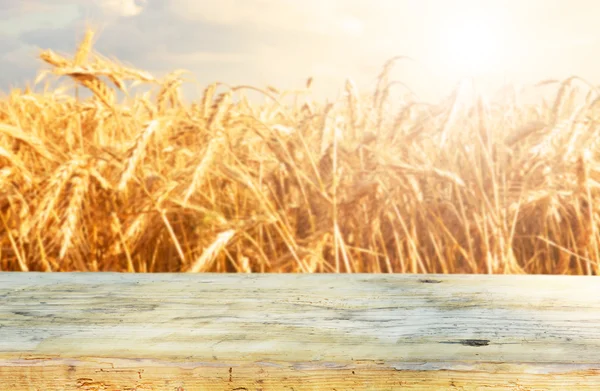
(1, 272), (599, 390)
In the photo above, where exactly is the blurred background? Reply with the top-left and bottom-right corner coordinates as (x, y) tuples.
(1, 0), (599, 102)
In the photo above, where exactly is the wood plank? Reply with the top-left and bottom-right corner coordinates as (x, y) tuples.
(1, 273), (599, 390)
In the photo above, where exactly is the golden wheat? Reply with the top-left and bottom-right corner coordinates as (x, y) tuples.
(1, 28), (600, 274)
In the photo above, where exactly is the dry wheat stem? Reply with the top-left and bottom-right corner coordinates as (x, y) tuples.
(188, 230), (236, 272)
(117, 120), (161, 192)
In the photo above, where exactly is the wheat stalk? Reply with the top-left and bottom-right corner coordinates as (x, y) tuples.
(188, 230), (235, 272)
(182, 135), (223, 204)
(118, 120), (161, 192)
(58, 172), (89, 259)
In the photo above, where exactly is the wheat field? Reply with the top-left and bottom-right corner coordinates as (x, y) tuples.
(1, 29), (599, 274)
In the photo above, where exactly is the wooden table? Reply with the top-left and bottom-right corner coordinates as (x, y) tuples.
(1, 273), (599, 390)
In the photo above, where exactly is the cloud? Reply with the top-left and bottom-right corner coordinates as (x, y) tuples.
(0, 33), (21, 53)
(88, 0), (147, 17)
(4, 0), (600, 102)
(0, 45), (41, 91)
(20, 27), (78, 54)
(168, 0), (366, 37)
(0, 0), (447, 99)
(0, 1), (420, 101)
(0, 0), (60, 18)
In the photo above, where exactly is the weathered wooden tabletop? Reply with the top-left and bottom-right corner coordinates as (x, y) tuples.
(1, 273), (599, 390)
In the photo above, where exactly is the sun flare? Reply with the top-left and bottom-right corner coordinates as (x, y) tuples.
(438, 13), (504, 77)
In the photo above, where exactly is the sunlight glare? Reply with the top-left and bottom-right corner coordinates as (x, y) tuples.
(438, 14), (504, 77)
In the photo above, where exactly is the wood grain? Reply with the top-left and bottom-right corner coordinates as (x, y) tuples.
(1, 273), (599, 390)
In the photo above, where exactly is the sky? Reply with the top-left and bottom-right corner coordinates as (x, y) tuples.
(1, 0), (600, 103)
